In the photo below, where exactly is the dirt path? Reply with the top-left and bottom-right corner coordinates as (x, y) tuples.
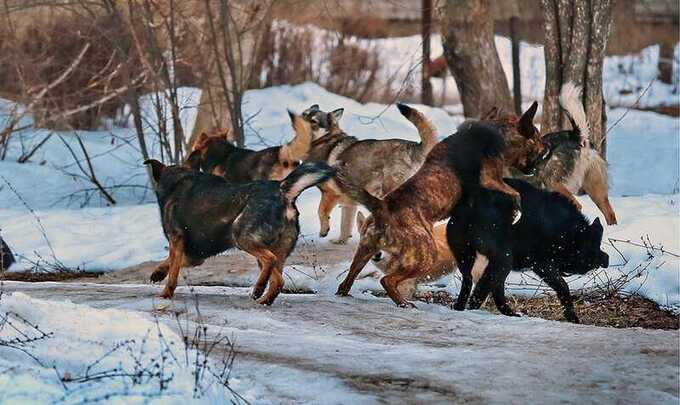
(4, 281), (678, 404)
(82, 240), (359, 286)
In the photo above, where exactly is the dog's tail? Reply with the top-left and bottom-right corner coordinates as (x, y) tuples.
(559, 82), (590, 143)
(397, 103), (438, 152)
(280, 162), (335, 201)
(144, 159), (167, 183)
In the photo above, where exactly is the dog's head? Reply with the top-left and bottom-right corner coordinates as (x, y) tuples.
(185, 130), (233, 176)
(482, 102), (547, 175)
(356, 211), (390, 270)
(561, 217), (610, 275)
(269, 112), (313, 180)
(301, 104), (344, 140)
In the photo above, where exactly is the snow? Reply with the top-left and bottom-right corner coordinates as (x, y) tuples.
(0, 292), (239, 404)
(2, 282), (678, 404)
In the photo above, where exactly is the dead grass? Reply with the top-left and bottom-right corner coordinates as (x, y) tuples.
(415, 290), (679, 330)
(0, 271), (100, 282)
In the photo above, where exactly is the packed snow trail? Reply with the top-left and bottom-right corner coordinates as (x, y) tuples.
(4, 281), (678, 404)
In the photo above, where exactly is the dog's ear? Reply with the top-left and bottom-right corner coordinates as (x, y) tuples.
(144, 159), (166, 183)
(309, 104), (319, 111)
(356, 211), (366, 231)
(518, 101), (539, 137)
(280, 111), (312, 161)
(329, 108), (344, 123)
(192, 132), (210, 152)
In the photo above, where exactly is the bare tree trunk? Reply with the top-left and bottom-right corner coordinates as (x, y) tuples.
(440, 0), (512, 118)
(658, 42), (674, 85)
(190, 1), (272, 148)
(509, 16), (521, 115)
(541, 0), (613, 156)
(421, 0), (433, 106)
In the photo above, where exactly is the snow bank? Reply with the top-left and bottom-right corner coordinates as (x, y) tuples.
(0, 292), (242, 404)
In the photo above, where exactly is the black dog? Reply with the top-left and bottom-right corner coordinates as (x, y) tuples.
(0, 234), (15, 271)
(144, 158), (334, 305)
(447, 178), (609, 323)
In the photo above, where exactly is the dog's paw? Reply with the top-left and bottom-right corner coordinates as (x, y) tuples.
(150, 268), (168, 283)
(255, 297), (275, 306)
(157, 288), (175, 300)
(330, 237), (349, 245)
(398, 300), (418, 309)
(453, 302), (466, 311)
(335, 284), (352, 296)
(250, 287), (265, 300)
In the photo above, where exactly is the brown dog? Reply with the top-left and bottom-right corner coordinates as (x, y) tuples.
(302, 104), (438, 244)
(186, 114), (312, 182)
(335, 104), (546, 307)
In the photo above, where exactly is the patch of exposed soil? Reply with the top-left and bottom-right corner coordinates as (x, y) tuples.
(415, 290), (680, 330)
(0, 270), (100, 282)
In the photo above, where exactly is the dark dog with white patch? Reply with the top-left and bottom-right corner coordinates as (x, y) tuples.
(145, 119), (334, 304)
(447, 178), (609, 323)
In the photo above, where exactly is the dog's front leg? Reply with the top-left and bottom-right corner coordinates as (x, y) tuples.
(249, 250), (277, 300)
(159, 236), (185, 299)
(318, 186), (340, 238)
(535, 267), (579, 323)
(552, 183), (582, 211)
(336, 239), (379, 296)
(480, 158), (522, 222)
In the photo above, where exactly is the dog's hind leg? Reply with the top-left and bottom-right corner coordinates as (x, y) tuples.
(535, 267), (579, 323)
(333, 203), (357, 244)
(257, 259), (284, 306)
(318, 187), (340, 238)
(582, 165), (617, 225)
(453, 250), (476, 311)
(251, 255), (274, 300)
(159, 236), (185, 299)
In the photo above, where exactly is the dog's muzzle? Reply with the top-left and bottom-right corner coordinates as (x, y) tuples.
(372, 251), (383, 262)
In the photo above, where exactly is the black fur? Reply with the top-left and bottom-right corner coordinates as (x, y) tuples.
(0, 234), (15, 271)
(447, 178), (609, 323)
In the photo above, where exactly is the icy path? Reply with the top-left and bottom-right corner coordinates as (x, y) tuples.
(4, 281), (678, 404)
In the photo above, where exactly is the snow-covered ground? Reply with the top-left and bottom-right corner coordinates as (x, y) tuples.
(3, 282), (678, 404)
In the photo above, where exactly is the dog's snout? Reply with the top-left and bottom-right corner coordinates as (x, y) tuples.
(372, 251), (383, 262)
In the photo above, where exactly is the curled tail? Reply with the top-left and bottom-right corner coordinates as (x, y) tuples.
(397, 103), (438, 152)
(280, 162), (335, 201)
(559, 82), (590, 143)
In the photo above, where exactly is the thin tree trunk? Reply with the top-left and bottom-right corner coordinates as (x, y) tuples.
(585, 0), (613, 156)
(541, 0), (561, 133)
(509, 16), (521, 115)
(658, 42), (674, 84)
(421, 0), (433, 106)
(440, 0), (512, 118)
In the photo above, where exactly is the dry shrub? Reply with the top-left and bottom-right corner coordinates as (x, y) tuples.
(255, 23), (389, 103)
(0, 9), (140, 130)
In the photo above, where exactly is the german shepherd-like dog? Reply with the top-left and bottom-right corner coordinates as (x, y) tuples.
(506, 82), (617, 225)
(448, 178), (609, 323)
(301, 104), (438, 244)
(335, 105), (546, 308)
(145, 118), (334, 304)
(186, 114), (312, 182)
